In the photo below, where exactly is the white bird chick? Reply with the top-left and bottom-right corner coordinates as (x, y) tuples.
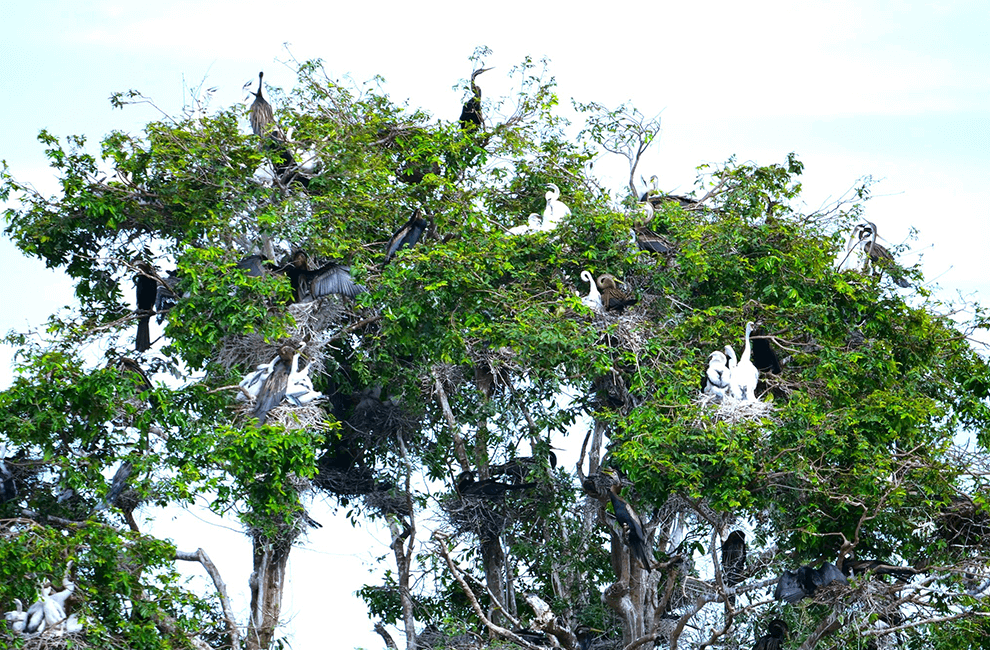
(704, 351), (730, 399)
(508, 213), (543, 235)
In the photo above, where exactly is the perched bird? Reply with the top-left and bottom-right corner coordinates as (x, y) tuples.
(575, 625), (600, 650)
(4, 599), (25, 634)
(385, 210), (429, 264)
(721, 530), (747, 597)
(632, 224), (675, 255)
(134, 262), (158, 352)
(153, 269), (180, 324)
(253, 345), (296, 425)
(704, 351), (731, 399)
(284, 353), (323, 406)
(507, 213), (543, 235)
(455, 471), (537, 498)
(774, 561), (848, 603)
(280, 250), (366, 302)
(238, 355), (280, 402)
(727, 322), (759, 401)
(249, 72), (306, 186)
(543, 184), (571, 229)
(95, 459), (134, 513)
(753, 619), (788, 650)
(604, 472), (653, 571)
(490, 452), (557, 484)
(639, 174), (659, 202)
(846, 221), (910, 287)
(0, 443), (17, 504)
(597, 274), (637, 313)
(459, 67), (492, 130)
(750, 326), (782, 374)
(580, 270), (604, 312)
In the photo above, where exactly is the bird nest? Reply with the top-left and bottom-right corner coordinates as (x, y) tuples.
(347, 393), (422, 440)
(0, 634), (90, 650)
(693, 393), (775, 425)
(312, 466), (381, 496)
(363, 488), (413, 518)
(441, 494), (509, 540)
(233, 400), (331, 431)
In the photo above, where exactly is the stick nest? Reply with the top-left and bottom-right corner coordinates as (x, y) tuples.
(693, 393), (776, 425)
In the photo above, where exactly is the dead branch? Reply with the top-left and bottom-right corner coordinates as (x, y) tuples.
(176, 548), (241, 650)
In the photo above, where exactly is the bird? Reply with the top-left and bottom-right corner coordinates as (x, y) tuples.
(279, 250), (366, 302)
(507, 213), (543, 235)
(153, 269), (180, 324)
(846, 221), (910, 287)
(575, 625), (600, 650)
(385, 210), (429, 264)
(0, 443), (17, 504)
(721, 530), (747, 601)
(134, 261), (158, 352)
(542, 184), (571, 229)
(459, 67), (492, 130)
(632, 224), (675, 255)
(580, 270), (604, 312)
(455, 471), (537, 498)
(95, 459), (134, 513)
(704, 351), (731, 399)
(597, 275), (637, 313)
(752, 619), (788, 650)
(238, 355), (280, 402)
(774, 561), (848, 603)
(284, 352), (323, 407)
(490, 452), (557, 484)
(727, 322), (759, 401)
(253, 345), (297, 425)
(639, 174), (659, 202)
(604, 471), (653, 571)
(750, 326), (781, 374)
(4, 599), (25, 634)
(249, 72), (306, 186)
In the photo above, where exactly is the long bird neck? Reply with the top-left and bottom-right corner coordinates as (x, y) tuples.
(742, 324), (753, 361)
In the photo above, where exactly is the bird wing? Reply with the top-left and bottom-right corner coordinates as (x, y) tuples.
(307, 264), (366, 299)
(812, 562), (849, 589)
(254, 364), (290, 424)
(774, 570), (804, 603)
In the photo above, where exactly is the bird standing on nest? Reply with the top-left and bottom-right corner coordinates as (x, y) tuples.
(459, 67), (492, 130)
(253, 345), (297, 425)
(704, 351), (731, 399)
(597, 274), (637, 313)
(727, 322), (759, 401)
(580, 270), (604, 312)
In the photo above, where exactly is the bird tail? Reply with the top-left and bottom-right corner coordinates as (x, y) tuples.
(136, 315), (151, 352)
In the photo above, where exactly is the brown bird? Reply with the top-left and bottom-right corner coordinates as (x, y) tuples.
(632, 225), (675, 255)
(248, 72), (306, 186)
(252, 345), (296, 425)
(597, 275), (637, 313)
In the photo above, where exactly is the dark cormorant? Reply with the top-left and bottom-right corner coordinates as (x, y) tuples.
(774, 561), (847, 603)
(597, 275), (637, 313)
(249, 72), (307, 187)
(751, 326), (782, 374)
(604, 473), (653, 570)
(384, 210), (429, 264)
(721, 530), (746, 603)
(253, 345), (296, 425)
(753, 619), (788, 650)
(0, 444), (17, 504)
(134, 262), (158, 352)
(458, 67), (492, 130)
(455, 471), (536, 498)
(280, 250), (366, 302)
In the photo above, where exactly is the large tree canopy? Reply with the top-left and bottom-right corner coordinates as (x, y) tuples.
(2, 52), (989, 650)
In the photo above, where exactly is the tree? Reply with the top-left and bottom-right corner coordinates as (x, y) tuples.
(2, 52), (990, 650)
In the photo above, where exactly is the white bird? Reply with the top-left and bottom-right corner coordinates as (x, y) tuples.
(704, 351), (730, 399)
(508, 213), (543, 235)
(4, 599), (25, 634)
(284, 356), (323, 406)
(728, 322), (760, 401)
(639, 174), (659, 201)
(237, 356), (280, 402)
(580, 270), (603, 312)
(542, 184), (571, 230)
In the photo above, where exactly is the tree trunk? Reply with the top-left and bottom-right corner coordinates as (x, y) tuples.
(246, 535), (291, 650)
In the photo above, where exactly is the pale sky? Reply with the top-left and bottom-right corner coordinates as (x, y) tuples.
(1, 1), (988, 648)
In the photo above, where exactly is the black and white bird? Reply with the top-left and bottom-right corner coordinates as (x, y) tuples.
(153, 269), (181, 324)
(580, 270), (604, 312)
(752, 619), (788, 650)
(542, 184), (571, 229)
(459, 67), (492, 130)
(846, 221), (910, 287)
(0, 443), (17, 504)
(727, 322), (759, 401)
(704, 351), (731, 399)
(385, 210), (429, 264)
(280, 250), (366, 302)
(774, 561), (848, 603)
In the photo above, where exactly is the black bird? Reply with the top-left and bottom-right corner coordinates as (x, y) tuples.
(134, 262), (159, 352)
(511, 628), (548, 646)
(575, 625), (599, 650)
(721, 530), (747, 591)
(597, 275), (637, 313)
(491, 451), (557, 484)
(154, 269), (180, 324)
(753, 619), (788, 650)
(633, 224), (675, 255)
(0, 444), (17, 504)
(95, 460), (134, 513)
(455, 471), (536, 498)
(847, 221), (910, 287)
(280, 250), (366, 303)
(253, 345), (296, 425)
(249, 72), (306, 187)
(774, 561), (848, 603)
(459, 67), (492, 130)
(604, 472), (653, 571)
(384, 210), (429, 264)
(751, 327), (782, 374)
